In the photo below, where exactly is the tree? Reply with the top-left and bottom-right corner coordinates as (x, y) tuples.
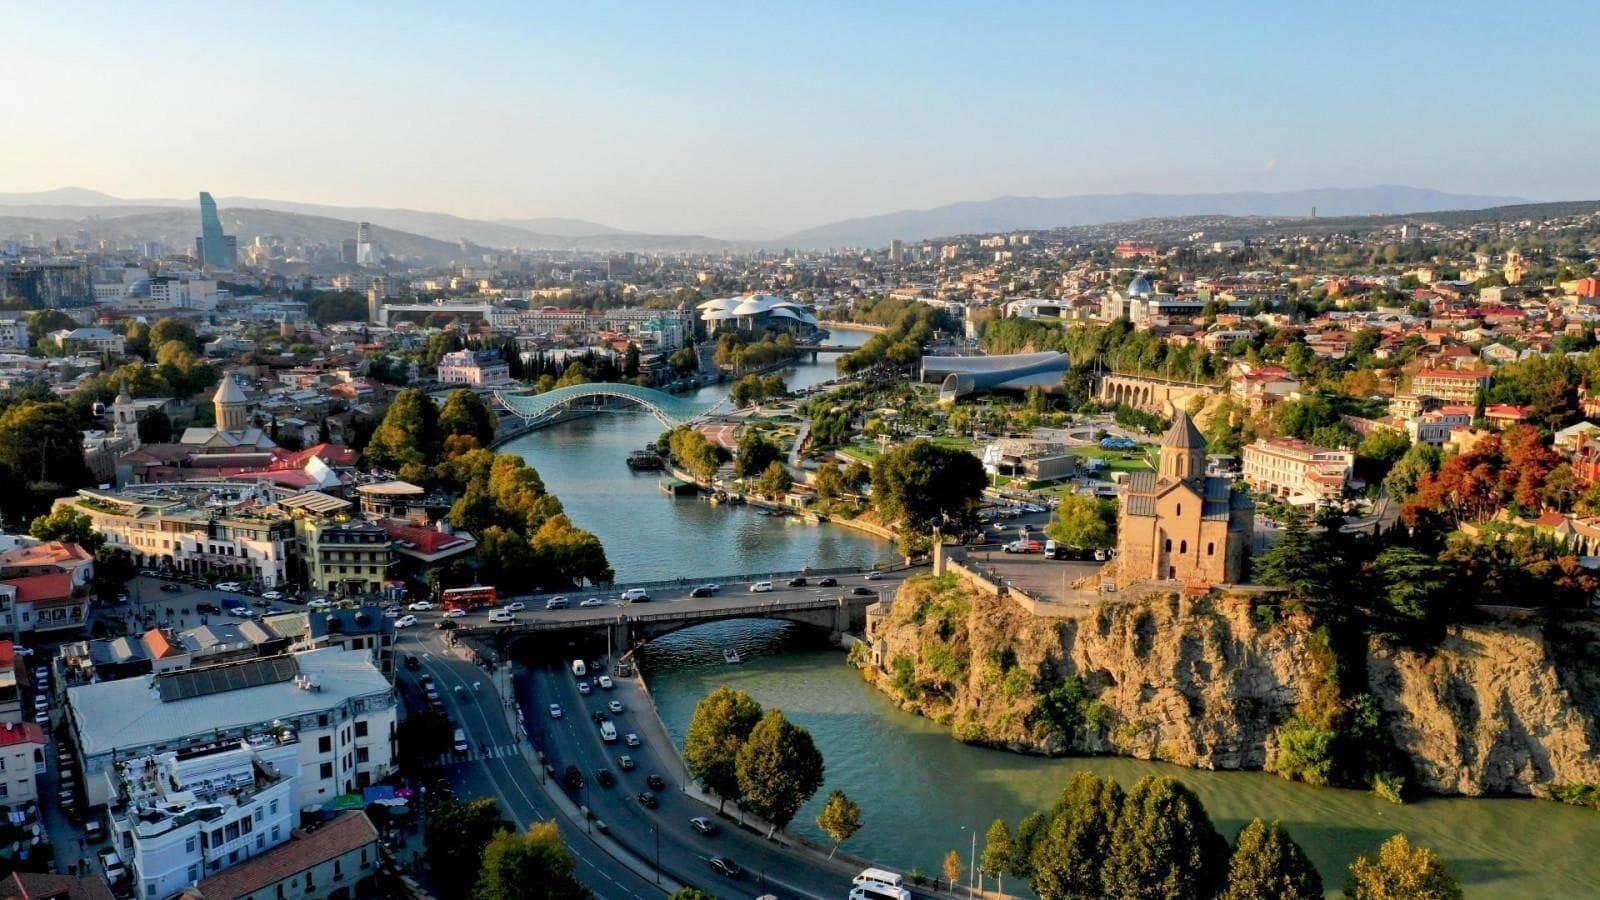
(1355, 429), (1412, 484)
(734, 709), (825, 835)
(734, 431), (782, 479)
(1030, 772), (1123, 900)
(29, 507), (104, 553)
(943, 849), (963, 892)
(813, 462), (846, 502)
(755, 461), (794, 500)
(1254, 508), (1340, 612)
(981, 819), (1013, 895)
(1221, 819), (1322, 900)
(815, 790), (862, 859)
(1344, 834), (1462, 900)
(426, 796), (510, 900)
(1103, 776), (1227, 900)
(137, 408), (173, 444)
(439, 390), (499, 448)
(0, 400), (91, 490)
(1383, 443), (1441, 504)
(1370, 546), (1457, 639)
(366, 388), (442, 472)
(473, 821), (588, 900)
(396, 708), (456, 772)
(871, 439), (987, 534)
(683, 687), (763, 810)
(1045, 494), (1116, 549)
(667, 891), (714, 900)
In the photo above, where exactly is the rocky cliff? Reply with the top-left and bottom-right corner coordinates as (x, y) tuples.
(860, 574), (1600, 798)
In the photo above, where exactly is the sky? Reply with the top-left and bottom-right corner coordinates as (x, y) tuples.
(3, 1), (1598, 238)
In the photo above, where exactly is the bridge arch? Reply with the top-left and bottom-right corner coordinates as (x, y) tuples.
(493, 383), (720, 427)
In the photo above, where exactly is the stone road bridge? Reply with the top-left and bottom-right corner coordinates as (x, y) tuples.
(458, 593), (880, 656)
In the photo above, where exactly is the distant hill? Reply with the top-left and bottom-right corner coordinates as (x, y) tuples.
(780, 185), (1530, 249)
(495, 216), (624, 237)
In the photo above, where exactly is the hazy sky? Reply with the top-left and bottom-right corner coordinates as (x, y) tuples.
(4, 1), (1597, 237)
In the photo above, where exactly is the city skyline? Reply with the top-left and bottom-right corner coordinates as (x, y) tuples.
(4, 1), (1597, 237)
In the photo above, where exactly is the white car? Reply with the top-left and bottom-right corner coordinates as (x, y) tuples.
(408, 601), (436, 611)
(749, 581), (773, 593)
(505, 601), (526, 612)
(394, 615), (418, 628)
(228, 607), (256, 618)
(624, 733), (641, 748)
(307, 598), (331, 611)
(597, 675), (614, 689)
(579, 597), (605, 608)
(214, 582), (242, 592)
(442, 608), (466, 619)
(549, 704), (563, 719)
(261, 590), (283, 601)
(608, 700), (623, 714)
(577, 681), (593, 695)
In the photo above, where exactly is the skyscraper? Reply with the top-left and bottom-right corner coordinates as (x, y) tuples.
(355, 222), (377, 267)
(195, 192), (236, 271)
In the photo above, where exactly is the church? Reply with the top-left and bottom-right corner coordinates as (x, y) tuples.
(1116, 409), (1253, 586)
(178, 375), (277, 450)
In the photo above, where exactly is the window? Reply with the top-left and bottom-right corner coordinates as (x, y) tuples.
(254, 808), (263, 822)
(225, 822), (240, 841)
(319, 736), (332, 754)
(186, 837), (197, 853)
(0, 785), (7, 799)
(356, 747), (369, 764)
(272, 825), (281, 842)
(355, 720), (368, 738)
(257, 834), (265, 850)
(320, 762), (333, 779)
(1176, 503), (1182, 516)
(1179, 540), (1187, 554)
(188, 865), (200, 883)
(241, 816), (253, 834)
(270, 799), (279, 815)
(1163, 539), (1171, 552)
(1207, 542), (1215, 556)
(211, 828), (224, 846)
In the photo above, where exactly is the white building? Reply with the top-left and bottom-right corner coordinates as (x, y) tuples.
(0, 319), (30, 351)
(67, 647), (397, 813)
(436, 349), (510, 385)
(107, 740), (298, 900)
(1242, 438), (1354, 503)
(0, 721), (47, 805)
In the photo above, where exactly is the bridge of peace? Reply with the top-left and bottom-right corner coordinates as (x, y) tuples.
(492, 382), (723, 428)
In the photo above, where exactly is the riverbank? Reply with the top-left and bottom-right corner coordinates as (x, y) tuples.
(820, 320), (890, 334)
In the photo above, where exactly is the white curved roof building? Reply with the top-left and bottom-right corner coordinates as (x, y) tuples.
(698, 294), (819, 332)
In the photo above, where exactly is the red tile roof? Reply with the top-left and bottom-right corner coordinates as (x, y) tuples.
(376, 519), (469, 555)
(185, 812), (378, 900)
(0, 871), (115, 900)
(4, 572), (73, 604)
(144, 629), (182, 660)
(0, 641), (12, 673)
(0, 721), (46, 748)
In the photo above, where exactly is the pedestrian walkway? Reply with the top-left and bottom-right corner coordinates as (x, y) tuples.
(430, 743), (522, 766)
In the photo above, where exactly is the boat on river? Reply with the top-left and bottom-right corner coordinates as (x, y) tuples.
(723, 649), (743, 664)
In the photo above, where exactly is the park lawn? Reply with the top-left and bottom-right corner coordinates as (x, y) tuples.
(1072, 443), (1157, 473)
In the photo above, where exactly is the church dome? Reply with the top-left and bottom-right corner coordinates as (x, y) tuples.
(1127, 274), (1153, 296)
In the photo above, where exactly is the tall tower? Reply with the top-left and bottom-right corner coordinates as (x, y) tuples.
(1158, 409), (1207, 484)
(113, 376), (139, 447)
(356, 221), (376, 267)
(196, 192), (236, 271)
(213, 376), (249, 433)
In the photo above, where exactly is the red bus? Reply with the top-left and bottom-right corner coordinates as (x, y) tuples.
(441, 585), (499, 611)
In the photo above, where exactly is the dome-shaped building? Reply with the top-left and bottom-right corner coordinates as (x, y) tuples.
(697, 293), (819, 335)
(1126, 273), (1153, 296)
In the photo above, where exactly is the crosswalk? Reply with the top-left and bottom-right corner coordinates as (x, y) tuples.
(433, 744), (523, 766)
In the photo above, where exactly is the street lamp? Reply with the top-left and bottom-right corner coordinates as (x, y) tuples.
(652, 823), (661, 885)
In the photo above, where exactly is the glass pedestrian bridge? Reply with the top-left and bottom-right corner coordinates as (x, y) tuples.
(493, 383), (719, 427)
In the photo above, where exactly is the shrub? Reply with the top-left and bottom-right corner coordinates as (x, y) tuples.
(1271, 717), (1337, 785)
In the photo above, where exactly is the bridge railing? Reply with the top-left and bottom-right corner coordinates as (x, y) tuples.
(498, 562), (907, 606)
(457, 592), (881, 636)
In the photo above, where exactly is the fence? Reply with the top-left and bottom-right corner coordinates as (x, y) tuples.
(501, 561), (907, 606)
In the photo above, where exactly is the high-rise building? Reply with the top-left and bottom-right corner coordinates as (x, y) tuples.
(195, 192), (236, 271)
(355, 222), (377, 267)
(888, 239), (904, 264)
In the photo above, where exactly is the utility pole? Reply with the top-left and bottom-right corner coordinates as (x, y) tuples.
(969, 827), (977, 899)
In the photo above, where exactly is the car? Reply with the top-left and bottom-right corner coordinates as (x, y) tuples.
(33, 668), (47, 683)
(505, 601), (526, 612)
(564, 765), (585, 791)
(579, 597), (605, 608)
(608, 700), (623, 714)
(749, 581), (773, 593)
(709, 857), (742, 878)
(228, 606), (256, 618)
(594, 768), (616, 788)
(452, 728), (469, 753)
(408, 601), (435, 611)
(1003, 540), (1027, 553)
(625, 733), (641, 748)
(787, 576), (808, 587)
(690, 816), (718, 836)
(577, 681), (593, 695)
(865, 571), (884, 581)
(597, 675), (614, 689)
(383, 605), (402, 616)
(617, 755), (635, 771)
(851, 586), (876, 596)
(549, 704), (563, 719)
(434, 620), (458, 630)
(261, 590), (283, 601)
(689, 585), (716, 598)
(160, 583), (183, 593)
(442, 608), (466, 619)
(817, 577), (837, 587)
(99, 850), (126, 884)
(394, 615), (418, 628)
(404, 656), (421, 672)
(636, 791), (658, 809)
(307, 598), (332, 611)
(215, 582), (242, 592)
(592, 710), (609, 724)
(621, 588), (651, 603)
(646, 773), (664, 790)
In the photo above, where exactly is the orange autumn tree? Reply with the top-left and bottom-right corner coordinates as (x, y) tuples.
(1401, 425), (1560, 528)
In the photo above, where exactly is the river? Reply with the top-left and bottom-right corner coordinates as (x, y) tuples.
(504, 332), (1600, 897)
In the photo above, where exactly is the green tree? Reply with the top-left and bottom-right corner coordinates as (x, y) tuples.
(426, 796), (510, 900)
(1355, 429), (1412, 484)
(1370, 546), (1457, 639)
(149, 317), (199, 353)
(1103, 776), (1227, 900)
(871, 438), (987, 534)
(981, 819), (1013, 895)
(366, 388), (442, 472)
(1254, 508), (1340, 612)
(815, 790), (863, 859)
(813, 462), (846, 501)
(734, 709), (825, 835)
(1383, 443), (1441, 504)
(29, 506), (104, 552)
(439, 389), (499, 447)
(1344, 834), (1462, 900)
(667, 891), (714, 900)
(1030, 772), (1123, 900)
(755, 461), (794, 499)
(1221, 818), (1322, 900)
(683, 687), (763, 811)
(137, 408), (173, 444)
(1010, 811), (1048, 881)
(1045, 494), (1116, 549)
(530, 514), (614, 586)
(0, 400), (91, 490)
(473, 821), (588, 900)
(734, 431), (782, 479)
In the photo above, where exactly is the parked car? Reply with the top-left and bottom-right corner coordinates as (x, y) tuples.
(196, 602), (221, 615)
(564, 766), (585, 791)
(690, 816), (718, 836)
(160, 583), (183, 593)
(261, 590), (283, 601)
(214, 582), (242, 592)
(434, 620), (457, 631)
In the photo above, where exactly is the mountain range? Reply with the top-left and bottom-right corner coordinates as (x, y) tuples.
(0, 185), (1536, 256)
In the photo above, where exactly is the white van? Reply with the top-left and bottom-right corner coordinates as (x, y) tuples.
(749, 581), (773, 593)
(850, 884), (910, 900)
(571, 659), (588, 677)
(599, 721), (618, 742)
(620, 589), (651, 602)
(488, 609), (514, 623)
(853, 869), (904, 890)
(452, 729), (469, 753)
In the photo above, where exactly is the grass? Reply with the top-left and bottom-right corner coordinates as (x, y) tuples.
(1071, 443), (1157, 473)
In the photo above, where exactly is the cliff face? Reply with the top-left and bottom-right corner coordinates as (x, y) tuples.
(862, 575), (1600, 797)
